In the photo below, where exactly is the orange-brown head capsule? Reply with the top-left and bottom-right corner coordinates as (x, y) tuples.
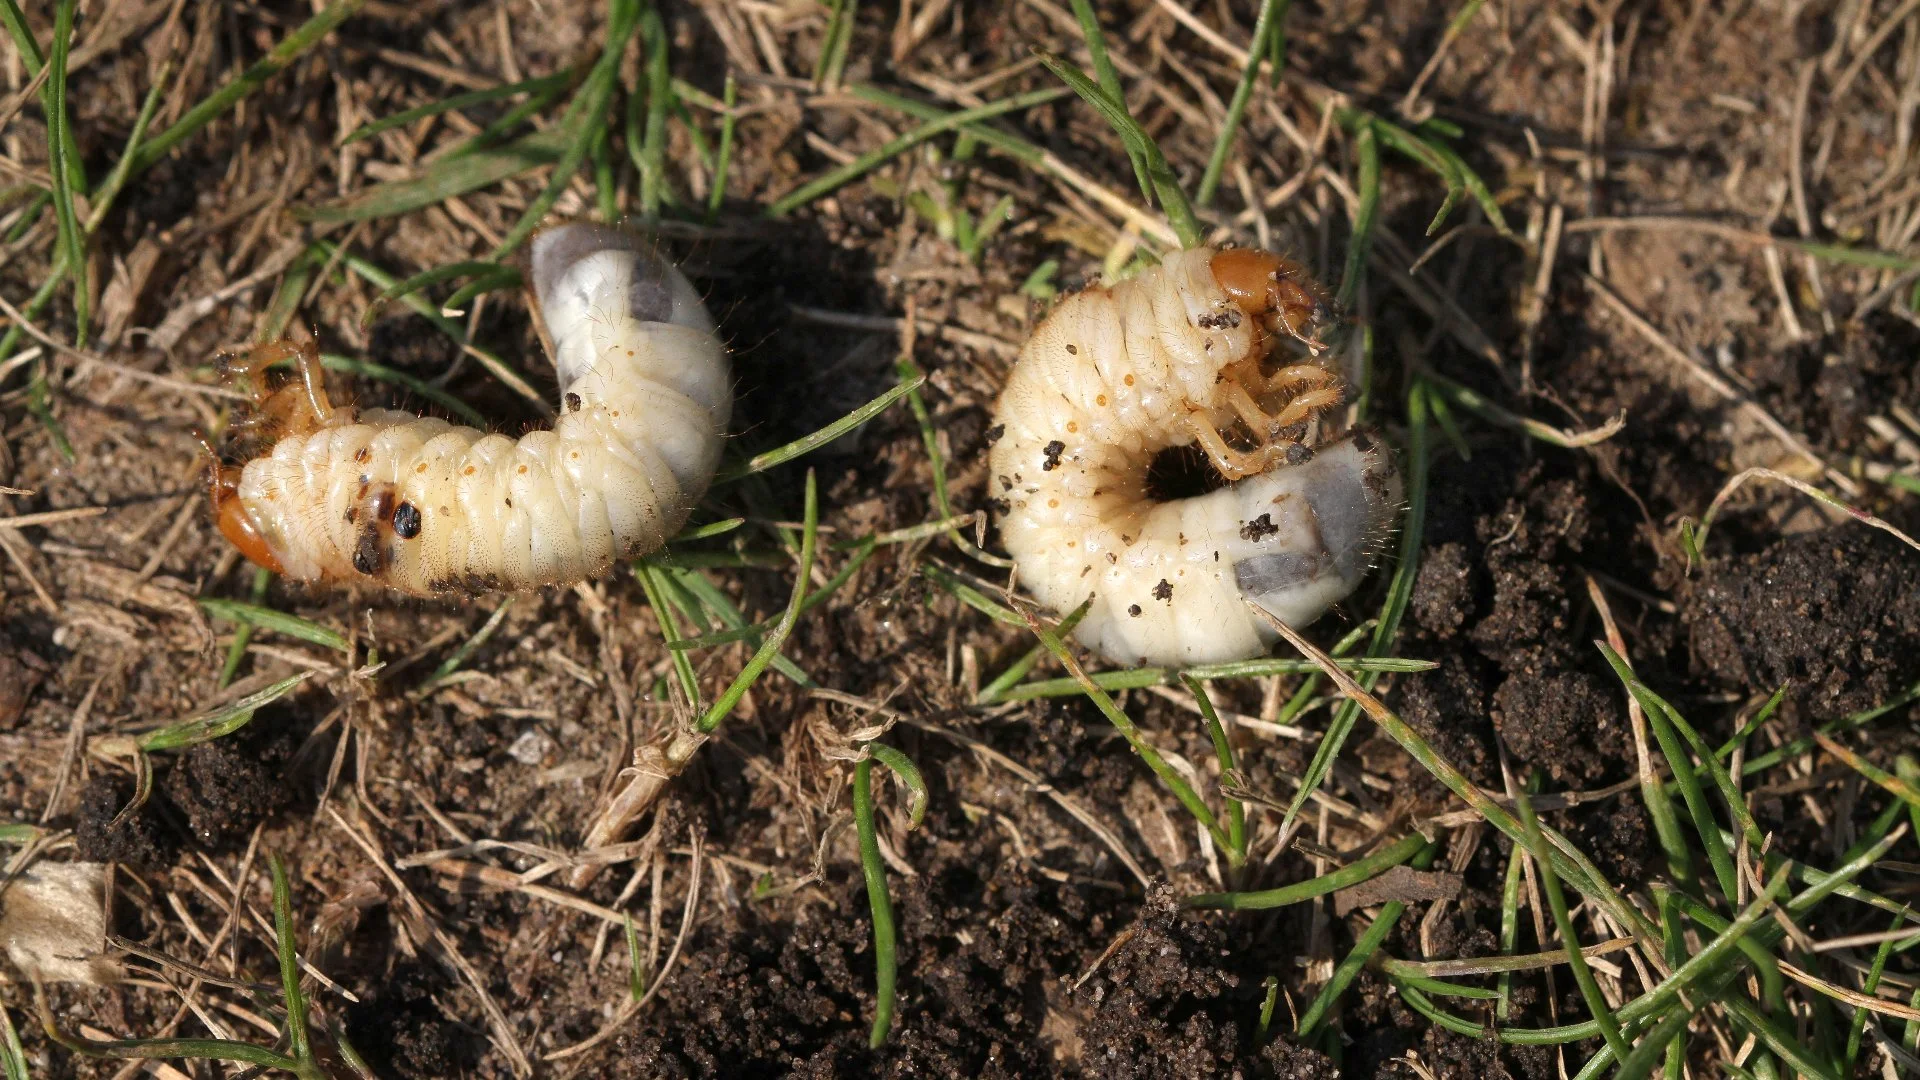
(1211, 248), (1287, 312)
(1209, 248), (1330, 347)
(218, 496), (285, 574)
(210, 466), (285, 574)
(198, 440), (285, 575)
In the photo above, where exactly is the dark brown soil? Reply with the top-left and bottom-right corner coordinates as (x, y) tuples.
(1686, 528), (1920, 720)
(74, 773), (178, 873)
(2, 1), (1918, 1078)
(347, 962), (485, 1079)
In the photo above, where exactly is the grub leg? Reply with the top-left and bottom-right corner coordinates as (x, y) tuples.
(1183, 415), (1289, 481)
(288, 336), (335, 426)
(1272, 386), (1345, 429)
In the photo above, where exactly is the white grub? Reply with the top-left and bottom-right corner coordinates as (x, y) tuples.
(207, 222), (731, 596)
(1, 861), (119, 985)
(988, 246), (1402, 667)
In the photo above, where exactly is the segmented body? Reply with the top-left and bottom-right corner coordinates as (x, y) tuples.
(208, 223), (730, 594)
(988, 247), (1401, 667)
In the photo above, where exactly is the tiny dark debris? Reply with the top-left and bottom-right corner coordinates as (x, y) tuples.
(1239, 513), (1278, 541)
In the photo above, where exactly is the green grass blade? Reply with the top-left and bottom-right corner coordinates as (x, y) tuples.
(976, 597), (1092, 704)
(592, 124), (617, 223)
(1517, 787), (1631, 1063)
(1410, 121), (1511, 235)
(0, 1005), (26, 1080)
(1185, 832), (1424, 910)
(698, 470), (819, 732)
(300, 127), (571, 226)
(0, 272), (61, 372)
(45, 0), (86, 347)
(446, 64), (586, 161)
(1278, 379), (1429, 836)
(1021, 602), (1233, 853)
(360, 262), (518, 327)
(662, 566), (815, 686)
(674, 517), (746, 542)
(1197, 0), (1291, 206)
(894, 353), (1011, 566)
(1255, 977), (1280, 1043)
(716, 375), (921, 482)
(1033, 50), (1202, 249)
(1715, 684), (1788, 760)
(84, 61), (172, 235)
(769, 87), (1067, 217)
(492, 0), (639, 259)
(664, 540), (871, 652)
(1597, 643), (1737, 898)
(988, 657), (1433, 701)
(1738, 679), (1920, 777)
(922, 562), (1025, 626)
(132, 0), (365, 176)
(1391, 867), (1793, 1053)
(854, 758), (899, 1047)
(27, 356), (74, 463)
(342, 70), (574, 146)
(1184, 675), (1245, 865)
(268, 854), (313, 1064)
(1266, 597), (1666, 947)
(0, 0), (85, 193)
(1065, 0), (1149, 199)
(138, 672), (316, 752)
(319, 353), (489, 428)
(324, 244), (550, 412)
(1495, 835), (1524, 1019)
(1296, 840), (1440, 1036)
(1780, 237), (1920, 272)
(1845, 912), (1906, 1072)
(1902, 756), (1920, 842)
(1721, 994), (1842, 1080)
(1387, 973), (1500, 1001)
(200, 598), (349, 653)
(1816, 734), (1920, 810)
(624, 913), (647, 999)
(848, 85), (1047, 167)
(3, 189), (49, 245)
(866, 743), (928, 828)
(1654, 695), (1764, 848)
(1335, 119), (1379, 310)
(637, 563), (702, 711)
(417, 598), (515, 692)
(815, 0), (859, 89)
(36, 1031), (302, 1071)
(216, 567), (275, 688)
(258, 244), (324, 342)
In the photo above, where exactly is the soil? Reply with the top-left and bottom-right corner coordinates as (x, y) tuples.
(2, 1), (1918, 1078)
(1685, 528), (1920, 720)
